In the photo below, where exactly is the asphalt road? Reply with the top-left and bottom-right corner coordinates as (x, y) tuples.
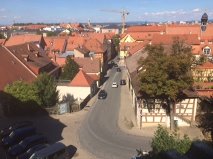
(79, 66), (151, 159)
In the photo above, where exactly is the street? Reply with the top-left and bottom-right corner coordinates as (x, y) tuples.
(79, 65), (151, 159)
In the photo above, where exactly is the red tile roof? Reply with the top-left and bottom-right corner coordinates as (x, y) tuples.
(152, 34), (200, 45)
(104, 33), (115, 40)
(0, 39), (6, 45)
(196, 89), (213, 98)
(195, 61), (213, 69)
(0, 46), (36, 90)
(73, 57), (100, 74)
(54, 57), (66, 66)
(5, 34), (43, 47)
(44, 37), (67, 53)
(66, 36), (86, 51)
(129, 32), (153, 41)
(23, 25), (46, 30)
(84, 38), (105, 53)
(120, 42), (144, 51)
(166, 24), (213, 37)
(7, 43), (60, 76)
(128, 43), (146, 55)
(126, 25), (166, 33)
(69, 69), (94, 87)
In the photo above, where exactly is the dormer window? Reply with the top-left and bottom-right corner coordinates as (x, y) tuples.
(22, 54), (29, 61)
(203, 46), (211, 55)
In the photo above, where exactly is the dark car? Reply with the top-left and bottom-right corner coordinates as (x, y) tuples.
(17, 143), (49, 159)
(8, 134), (47, 157)
(2, 126), (36, 147)
(0, 121), (33, 138)
(117, 68), (121, 72)
(120, 79), (126, 85)
(98, 90), (107, 99)
(114, 63), (118, 67)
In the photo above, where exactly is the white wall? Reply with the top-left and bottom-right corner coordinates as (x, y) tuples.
(57, 86), (91, 101)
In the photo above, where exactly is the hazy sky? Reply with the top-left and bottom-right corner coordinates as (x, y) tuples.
(0, 0), (213, 24)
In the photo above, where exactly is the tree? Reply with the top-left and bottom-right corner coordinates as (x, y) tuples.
(4, 81), (37, 103)
(33, 73), (58, 107)
(139, 39), (194, 129)
(112, 34), (120, 51)
(4, 81), (39, 115)
(60, 56), (79, 81)
(0, 33), (6, 39)
(151, 125), (191, 155)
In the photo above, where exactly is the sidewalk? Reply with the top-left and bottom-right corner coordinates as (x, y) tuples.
(116, 64), (204, 140)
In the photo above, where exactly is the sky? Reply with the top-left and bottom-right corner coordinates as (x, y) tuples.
(0, 0), (213, 24)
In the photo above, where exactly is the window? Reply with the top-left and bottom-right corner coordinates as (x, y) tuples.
(203, 47), (211, 55)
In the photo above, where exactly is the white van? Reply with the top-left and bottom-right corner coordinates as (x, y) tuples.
(29, 142), (67, 159)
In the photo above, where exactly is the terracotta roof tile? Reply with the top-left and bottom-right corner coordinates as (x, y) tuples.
(196, 89), (213, 98)
(0, 46), (35, 90)
(69, 69), (94, 87)
(84, 38), (105, 53)
(44, 37), (67, 53)
(5, 34), (43, 47)
(166, 24), (213, 37)
(196, 61), (213, 69)
(152, 34), (200, 45)
(126, 25), (166, 33)
(7, 43), (59, 75)
(73, 57), (100, 74)
(66, 36), (86, 51)
(23, 25), (46, 30)
(128, 43), (147, 55)
(0, 39), (6, 45)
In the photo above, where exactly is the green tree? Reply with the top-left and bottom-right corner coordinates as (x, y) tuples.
(60, 56), (79, 81)
(33, 73), (58, 107)
(0, 33), (6, 39)
(4, 81), (37, 103)
(151, 125), (191, 155)
(4, 81), (39, 115)
(112, 34), (120, 51)
(47, 31), (58, 37)
(139, 39), (194, 129)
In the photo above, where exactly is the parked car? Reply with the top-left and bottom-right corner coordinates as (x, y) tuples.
(0, 121), (33, 138)
(112, 82), (118, 88)
(120, 79), (126, 85)
(8, 134), (47, 157)
(2, 126), (36, 147)
(17, 143), (49, 159)
(117, 68), (121, 72)
(98, 90), (107, 99)
(29, 142), (67, 159)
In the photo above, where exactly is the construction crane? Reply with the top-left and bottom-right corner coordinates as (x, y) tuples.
(101, 9), (130, 33)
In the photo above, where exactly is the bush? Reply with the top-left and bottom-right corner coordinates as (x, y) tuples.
(151, 125), (192, 155)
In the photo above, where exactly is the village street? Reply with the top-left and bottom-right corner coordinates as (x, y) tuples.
(78, 64), (152, 159)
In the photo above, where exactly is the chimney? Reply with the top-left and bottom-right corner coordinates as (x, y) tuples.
(35, 52), (39, 57)
(22, 54), (29, 62)
(27, 44), (30, 51)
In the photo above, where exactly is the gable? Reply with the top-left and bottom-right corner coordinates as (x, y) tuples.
(120, 34), (136, 43)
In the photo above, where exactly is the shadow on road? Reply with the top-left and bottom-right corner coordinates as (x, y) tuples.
(0, 91), (68, 159)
